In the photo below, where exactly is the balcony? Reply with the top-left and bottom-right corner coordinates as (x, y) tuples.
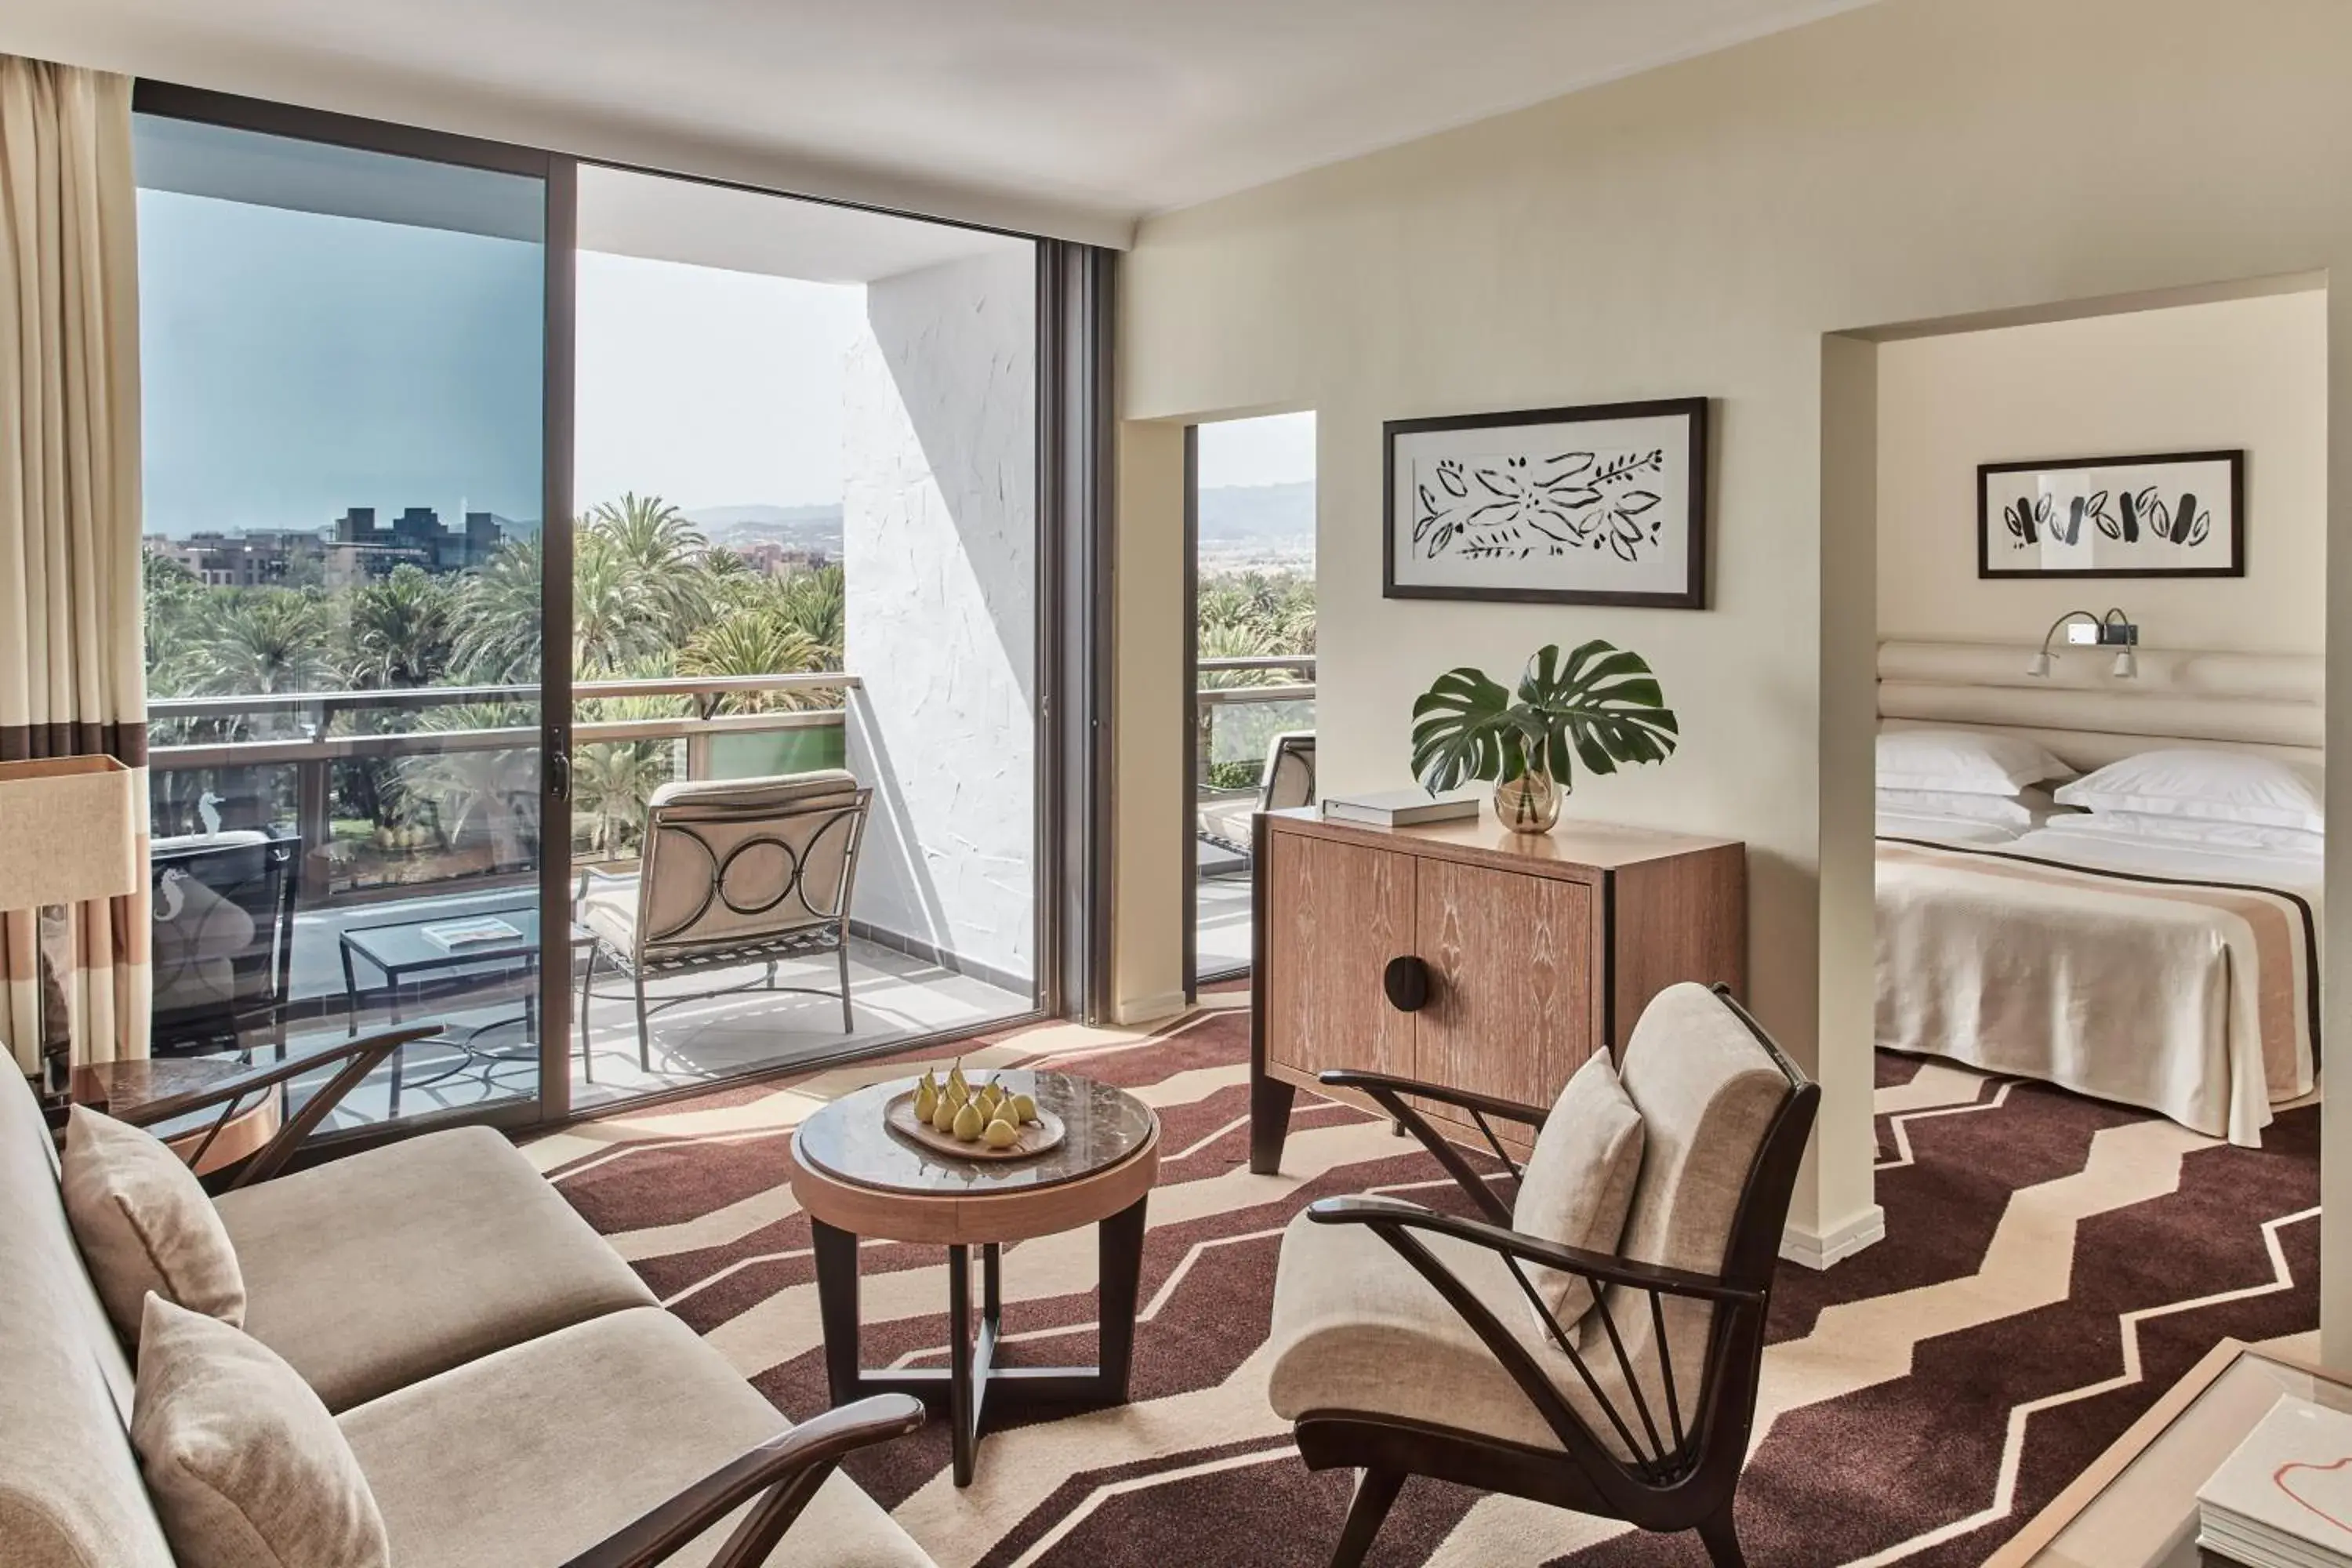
(146, 671), (1034, 1128)
(1193, 654), (1315, 981)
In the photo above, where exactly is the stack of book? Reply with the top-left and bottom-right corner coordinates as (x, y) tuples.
(1319, 789), (1479, 829)
(2197, 1396), (2352, 1566)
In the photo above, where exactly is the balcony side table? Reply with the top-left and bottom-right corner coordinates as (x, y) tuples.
(786, 1069), (1160, 1487)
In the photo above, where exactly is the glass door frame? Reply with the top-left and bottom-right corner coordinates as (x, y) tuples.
(131, 82), (580, 1135)
(131, 82), (1114, 1134)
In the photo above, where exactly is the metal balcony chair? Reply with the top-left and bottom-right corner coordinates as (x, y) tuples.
(1198, 730), (1316, 873)
(148, 829), (302, 1062)
(1265, 982), (1818, 1568)
(576, 771), (872, 1076)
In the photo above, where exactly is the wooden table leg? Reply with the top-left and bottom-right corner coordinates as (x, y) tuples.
(811, 1219), (863, 1408)
(1097, 1196), (1148, 1399)
(947, 1243), (975, 1487)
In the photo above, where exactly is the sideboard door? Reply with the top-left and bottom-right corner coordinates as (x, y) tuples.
(1414, 858), (1594, 1120)
(1264, 833), (1417, 1083)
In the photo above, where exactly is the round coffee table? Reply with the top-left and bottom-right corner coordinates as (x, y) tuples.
(787, 1069), (1159, 1486)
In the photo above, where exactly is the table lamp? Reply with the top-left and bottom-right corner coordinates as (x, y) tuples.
(0, 757), (140, 1091)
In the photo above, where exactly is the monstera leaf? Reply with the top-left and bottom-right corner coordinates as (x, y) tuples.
(1409, 640), (1679, 796)
(1516, 640), (1679, 782)
(1410, 666), (1526, 793)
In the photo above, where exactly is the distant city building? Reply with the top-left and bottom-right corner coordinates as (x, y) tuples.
(729, 541), (831, 577)
(332, 506), (508, 580)
(146, 529), (327, 588)
(147, 507), (509, 589)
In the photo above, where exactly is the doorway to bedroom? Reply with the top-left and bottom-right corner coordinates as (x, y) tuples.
(1829, 274), (2328, 1362)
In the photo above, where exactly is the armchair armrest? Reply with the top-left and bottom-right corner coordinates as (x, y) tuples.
(1307, 1193), (1758, 1480)
(557, 1394), (927, 1568)
(1307, 1194), (1755, 1305)
(93, 1026), (444, 1191)
(1317, 1069), (1548, 1225)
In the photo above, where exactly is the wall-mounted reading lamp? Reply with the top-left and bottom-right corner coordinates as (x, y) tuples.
(2028, 608), (2139, 680)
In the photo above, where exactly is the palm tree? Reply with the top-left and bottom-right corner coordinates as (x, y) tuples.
(340, 564), (454, 690)
(679, 612), (826, 713)
(588, 492), (712, 631)
(453, 536), (544, 684)
(181, 590), (333, 698)
(401, 703), (540, 869)
(573, 737), (675, 858)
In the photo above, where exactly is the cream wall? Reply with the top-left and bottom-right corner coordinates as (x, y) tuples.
(1877, 292), (2328, 655)
(1115, 0), (2352, 1348)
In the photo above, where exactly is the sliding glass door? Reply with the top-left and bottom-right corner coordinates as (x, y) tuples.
(132, 96), (569, 1134)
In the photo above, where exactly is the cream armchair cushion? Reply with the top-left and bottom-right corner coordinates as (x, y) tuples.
(1511, 1050), (1644, 1327)
(132, 1296), (390, 1568)
(1266, 982), (1788, 1462)
(61, 1107), (245, 1342)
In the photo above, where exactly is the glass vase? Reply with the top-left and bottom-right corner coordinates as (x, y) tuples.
(1491, 766), (1562, 834)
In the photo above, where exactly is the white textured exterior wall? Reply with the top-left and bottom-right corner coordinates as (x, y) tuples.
(844, 246), (1037, 987)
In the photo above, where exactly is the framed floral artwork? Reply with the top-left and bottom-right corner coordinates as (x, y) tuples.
(1383, 397), (1709, 608)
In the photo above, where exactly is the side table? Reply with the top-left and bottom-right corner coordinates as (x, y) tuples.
(787, 1069), (1160, 1486)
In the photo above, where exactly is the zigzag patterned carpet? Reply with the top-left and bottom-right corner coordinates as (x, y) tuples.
(523, 995), (2320, 1566)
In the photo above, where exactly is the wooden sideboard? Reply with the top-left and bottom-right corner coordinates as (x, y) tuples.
(1248, 806), (1745, 1174)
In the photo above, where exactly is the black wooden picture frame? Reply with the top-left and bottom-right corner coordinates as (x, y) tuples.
(1382, 396), (1710, 609)
(1976, 448), (2245, 579)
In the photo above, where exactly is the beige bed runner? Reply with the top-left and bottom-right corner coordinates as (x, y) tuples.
(1876, 837), (2318, 1148)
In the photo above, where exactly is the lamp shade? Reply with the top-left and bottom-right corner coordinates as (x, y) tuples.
(0, 757), (140, 912)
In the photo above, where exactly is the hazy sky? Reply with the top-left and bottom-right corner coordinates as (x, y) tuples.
(1196, 410), (1316, 488)
(574, 253), (866, 514)
(136, 193), (871, 537)
(138, 169), (1299, 542)
(137, 189), (545, 538)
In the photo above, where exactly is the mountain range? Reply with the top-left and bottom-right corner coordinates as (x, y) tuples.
(687, 480), (1313, 558)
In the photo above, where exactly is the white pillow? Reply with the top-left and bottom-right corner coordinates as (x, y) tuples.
(1875, 786), (2062, 826)
(2055, 749), (2324, 832)
(1513, 1051), (1645, 1332)
(1876, 728), (2074, 796)
(2050, 810), (2325, 857)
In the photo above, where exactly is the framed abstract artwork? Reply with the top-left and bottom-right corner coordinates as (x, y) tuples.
(1383, 397), (1709, 608)
(1978, 449), (2244, 579)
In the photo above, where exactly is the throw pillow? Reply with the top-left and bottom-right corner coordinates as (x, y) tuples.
(1512, 1051), (1646, 1330)
(61, 1105), (245, 1341)
(131, 1295), (390, 1568)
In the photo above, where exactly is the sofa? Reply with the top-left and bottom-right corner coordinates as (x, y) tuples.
(0, 1061), (937, 1567)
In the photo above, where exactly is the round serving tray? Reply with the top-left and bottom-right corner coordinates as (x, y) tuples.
(883, 1091), (1067, 1162)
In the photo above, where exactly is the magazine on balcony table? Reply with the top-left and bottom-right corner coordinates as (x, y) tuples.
(420, 916), (526, 952)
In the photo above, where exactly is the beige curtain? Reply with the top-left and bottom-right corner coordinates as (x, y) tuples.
(0, 56), (149, 1073)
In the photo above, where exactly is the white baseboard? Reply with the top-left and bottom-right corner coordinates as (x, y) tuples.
(1780, 1203), (1886, 1270)
(1113, 990), (1190, 1027)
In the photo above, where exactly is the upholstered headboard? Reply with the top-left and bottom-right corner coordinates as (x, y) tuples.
(1875, 640), (2324, 772)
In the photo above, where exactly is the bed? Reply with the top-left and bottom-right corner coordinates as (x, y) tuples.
(1874, 641), (2324, 1147)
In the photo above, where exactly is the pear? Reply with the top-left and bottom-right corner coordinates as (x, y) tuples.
(982, 1117), (1019, 1149)
(946, 1062), (968, 1099)
(1011, 1092), (1037, 1126)
(913, 1080), (938, 1122)
(931, 1094), (958, 1132)
(952, 1101), (985, 1142)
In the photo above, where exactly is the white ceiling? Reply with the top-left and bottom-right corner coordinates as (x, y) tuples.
(2, 0), (1877, 245)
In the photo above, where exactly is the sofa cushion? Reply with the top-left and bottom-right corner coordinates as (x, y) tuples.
(213, 1124), (655, 1411)
(132, 1296), (390, 1568)
(1511, 1049), (1644, 1327)
(0, 1070), (174, 1568)
(339, 1307), (931, 1568)
(62, 1105), (247, 1341)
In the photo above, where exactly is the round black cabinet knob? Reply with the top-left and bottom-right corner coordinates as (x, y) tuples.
(1382, 956), (1431, 1013)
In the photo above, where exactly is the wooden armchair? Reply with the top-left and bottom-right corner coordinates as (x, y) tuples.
(1265, 982), (1817, 1567)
